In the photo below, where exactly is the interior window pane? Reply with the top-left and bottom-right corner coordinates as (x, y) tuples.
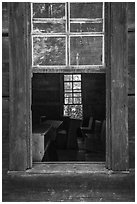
(33, 3), (65, 18)
(70, 36), (102, 65)
(73, 89), (81, 92)
(73, 74), (81, 81)
(73, 93), (81, 97)
(64, 105), (82, 119)
(33, 22), (66, 34)
(70, 23), (103, 33)
(65, 93), (72, 97)
(73, 98), (81, 104)
(70, 3), (102, 19)
(64, 75), (72, 81)
(64, 82), (72, 90)
(33, 37), (66, 66)
(73, 82), (81, 89)
(65, 98), (72, 104)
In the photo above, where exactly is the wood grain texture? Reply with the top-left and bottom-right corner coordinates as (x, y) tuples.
(128, 96), (135, 141)
(127, 2), (135, 31)
(9, 3), (31, 170)
(2, 2), (9, 33)
(111, 3), (128, 170)
(128, 32), (135, 66)
(2, 37), (9, 62)
(2, 98), (9, 139)
(2, 72), (9, 96)
(105, 3), (111, 169)
(128, 65), (135, 94)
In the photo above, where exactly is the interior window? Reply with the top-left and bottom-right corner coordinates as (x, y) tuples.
(64, 74), (82, 119)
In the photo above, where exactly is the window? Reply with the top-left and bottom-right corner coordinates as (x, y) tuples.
(31, 2), (104, 119)
(31, 3), (104, 70)
(64, 74), (82, 119)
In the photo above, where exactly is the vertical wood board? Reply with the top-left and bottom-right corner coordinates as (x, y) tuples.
(9, 3), (31, 170)
(111, 3), (128, 170)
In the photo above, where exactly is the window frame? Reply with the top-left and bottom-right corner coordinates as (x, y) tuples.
(63, 74), (83, 119)
(31, 2), (105, 73)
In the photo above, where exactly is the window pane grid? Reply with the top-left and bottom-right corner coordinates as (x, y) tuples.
(64, 74), (82, 119)
(31, 2), (105, 68)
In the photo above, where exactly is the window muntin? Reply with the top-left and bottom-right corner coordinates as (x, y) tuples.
(31, 2), (104, 69)
(64, 74), (82, 119)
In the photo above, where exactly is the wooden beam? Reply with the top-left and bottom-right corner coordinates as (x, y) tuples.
(9, 3), (31, 170)
(111, 3), (129, 170)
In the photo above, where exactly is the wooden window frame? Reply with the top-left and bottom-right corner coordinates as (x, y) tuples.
(63, 74), (83, 119)
(9, 2), (129, 171)
(31, 2), (105, 73)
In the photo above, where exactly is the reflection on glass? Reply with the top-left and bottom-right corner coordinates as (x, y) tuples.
(73, 89), (81, 92)
(70, 36), (102, 65)
(33, 22), (65, 34)
(33, 3), (65, 18)
(73, 93), (81, 97)
(70, 23), (103, 33)
(73, 75), (81, 81)
(73, 82), (81, 89)
(64, 75), (72, 81)
(65, 93), (72, 97)
(70, 3), (102, 19)
(64, 82), (72, 90)
(73, 98), (81, 104)
(33, 37), (66, 66)
(64, 105), (82, 119)
(65, 98), (72, 104)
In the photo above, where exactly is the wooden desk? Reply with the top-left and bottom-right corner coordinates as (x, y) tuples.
(32, 124), (52, 162)
(44, 120), (63, 129)
(32, 121), (63, 162)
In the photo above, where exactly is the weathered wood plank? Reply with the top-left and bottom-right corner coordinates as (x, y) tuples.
(128, 96), (135, 141)
(2, 72), (9, 96)
(9, 3), (31, 170)
(128, 32), (135, 66)
(105, 3), (111, 169)
(2, 37), (9, 62)
(128, 65), (135, 94)
(111, 3), (128, 170)
(2, 62), (9, 73)
(127, 2), (135, 31)
(2, 2), (9, 33)
(2, 98), (9, 139)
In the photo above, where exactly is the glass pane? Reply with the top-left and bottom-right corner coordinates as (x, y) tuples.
(64, 89), (72, 93)
(70, 3), (102, 19)
(65, 98), (72, 104)
(33, 3), (65, 18)
(64, 82), (72, 90)
(70, 36), (102, 65)
(73, 89), (81, 92)
(73, 82), (81, 89)
(70, 23), (103, 33)
(73, 74), (81, 81)
(73, 93), (81, 97)
(33, 22), (65, 34)
(64, 105), (82, 119)
(73, 98), (81, 104)
(33, 37), (66, 66)
(64, 75), (72, 81)
(65, 93), (72, 97)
